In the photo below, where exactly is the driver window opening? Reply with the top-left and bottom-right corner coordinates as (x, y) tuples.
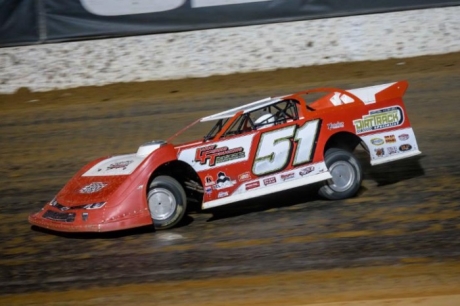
(204, 118), (228, 141)
(222, 99), (300, 137)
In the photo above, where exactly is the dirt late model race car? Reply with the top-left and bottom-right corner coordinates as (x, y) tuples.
(29, 81), (421, 232)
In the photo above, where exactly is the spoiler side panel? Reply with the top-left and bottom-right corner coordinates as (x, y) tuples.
(345, 80), (408, 105)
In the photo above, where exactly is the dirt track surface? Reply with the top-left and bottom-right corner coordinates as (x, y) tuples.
(1, 52), (460, 305)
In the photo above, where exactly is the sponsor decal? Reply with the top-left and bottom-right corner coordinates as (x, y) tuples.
(195, 144), (245, 167)
(204, 175), (214, 186)
(238, 172), (252, 182)
(374, 148), (385, 157)
(245, 181), (260, 190)
(263, 177), (277, 186)
(399, 144), (413, 152)
(218, 191), (229, 198)
(280, 172), (295, 181)
(214, 172), (236, 190)
(79, 182), (107, 194)
(299, 166), (314, 176)
(205, 186), (212, 195)
(371, 138), (384, 146)
(107, 160), (133, 170)
(387, 146), (398, 155)
(84, 154), (144, 176)
(384, 135), (396, 143)
(398, 134), (409, 141)
(353, 106), (404, 134)
(327, 122), (344, 130)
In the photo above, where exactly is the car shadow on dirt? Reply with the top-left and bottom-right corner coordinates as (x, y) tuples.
(30, 215), (194, 239)
(355, 150), (426, 186)
(206, 183), (329, 222)
(29, 215), (195, 239)
(30, 224), (155, 238)
(207, 152), (425, 223)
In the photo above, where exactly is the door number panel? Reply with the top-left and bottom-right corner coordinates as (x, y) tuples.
(252, 120), (320, 176)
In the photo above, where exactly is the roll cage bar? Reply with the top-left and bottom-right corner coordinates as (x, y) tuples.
(204, 99), (300, 140)
(168, 86), (367, 143)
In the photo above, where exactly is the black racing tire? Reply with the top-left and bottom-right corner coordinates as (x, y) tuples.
(318, 148), (362, 200)
(147, 176), (187, 230)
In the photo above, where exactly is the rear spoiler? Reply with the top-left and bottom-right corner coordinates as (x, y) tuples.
(346, 80), (408, 105)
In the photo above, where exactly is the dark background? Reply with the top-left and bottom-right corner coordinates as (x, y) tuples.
(1, 0), (460, 47)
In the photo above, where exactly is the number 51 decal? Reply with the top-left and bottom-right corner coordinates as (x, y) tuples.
(252, 120), (320, 176)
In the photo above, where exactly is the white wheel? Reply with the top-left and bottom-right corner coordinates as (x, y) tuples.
(147, 176), (187, 229)
(327, 160), (356, 193)
(148, 188), (177, 221)
(319, 148), (362, 200)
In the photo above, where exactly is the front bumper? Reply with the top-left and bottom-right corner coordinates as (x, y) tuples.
(28, 208), (152, 233)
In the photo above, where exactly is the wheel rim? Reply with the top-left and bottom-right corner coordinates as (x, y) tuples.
(148, 188), (177, 221)
(327, 160), (355, 192)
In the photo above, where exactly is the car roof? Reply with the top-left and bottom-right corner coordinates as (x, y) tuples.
(200, 96), (288, 122)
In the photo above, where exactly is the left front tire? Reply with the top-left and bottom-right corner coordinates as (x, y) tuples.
(148, 175), (187, 230)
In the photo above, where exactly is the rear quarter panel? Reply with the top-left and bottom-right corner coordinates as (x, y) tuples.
(314, 81), (420, 165)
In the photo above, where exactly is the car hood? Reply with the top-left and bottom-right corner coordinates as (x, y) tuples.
(55, 140), (169, 206)
(56, 154), (147, 206)
(81, 153), (146, 177)
(56, 175), (127, 206)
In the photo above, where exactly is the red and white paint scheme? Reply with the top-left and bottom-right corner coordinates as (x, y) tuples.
(29, 80), (421, 232)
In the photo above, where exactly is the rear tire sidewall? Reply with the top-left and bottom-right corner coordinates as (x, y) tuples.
(319, 148), (362, 200)
(148, 176), (187, 230)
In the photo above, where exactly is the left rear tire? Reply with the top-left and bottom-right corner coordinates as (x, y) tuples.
(318, 148), (362, 200)
(148, 175), (187, 230)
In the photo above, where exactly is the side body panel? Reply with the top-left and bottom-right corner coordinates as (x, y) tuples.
(178, 117), (332, 209)
(306, 81), (421, 166)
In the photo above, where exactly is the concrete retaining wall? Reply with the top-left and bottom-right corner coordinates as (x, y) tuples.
(1, 6), (459, 94)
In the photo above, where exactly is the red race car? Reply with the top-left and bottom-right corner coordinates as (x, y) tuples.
(29, 81), (421, 232)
